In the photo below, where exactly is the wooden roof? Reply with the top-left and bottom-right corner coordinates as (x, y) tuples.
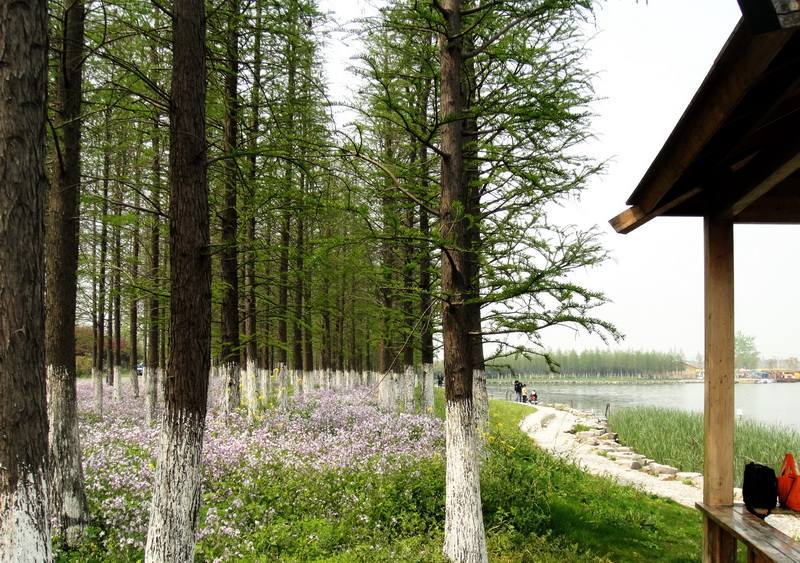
(610, 20), (800, 234)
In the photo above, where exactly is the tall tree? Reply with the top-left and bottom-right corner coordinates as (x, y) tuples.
(437, 1), (487, 559)
(243, 0), (264, 407)
(220, 0), (242, 412)
(112, 150), (123, 400)
(94, 110), (112, 411)
(276, 1), (298, 370)
(44, 0), (89, 544)
(735, 332), (760, 370)
(0, 0), (52, 557)
(145, 115), (162, 427)
(144, 0), (210, 558)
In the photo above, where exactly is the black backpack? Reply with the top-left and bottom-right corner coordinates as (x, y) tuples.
(742, 462), (777, 519)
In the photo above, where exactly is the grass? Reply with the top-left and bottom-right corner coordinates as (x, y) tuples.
(434, 391), (703, 562)
(608, 407), (800, 487)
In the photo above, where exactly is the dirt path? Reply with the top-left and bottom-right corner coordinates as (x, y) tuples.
(519, 404), (800, 540)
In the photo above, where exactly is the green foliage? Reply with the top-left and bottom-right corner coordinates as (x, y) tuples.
(735, 332), (760, 369)
(609, 406), (800, 487)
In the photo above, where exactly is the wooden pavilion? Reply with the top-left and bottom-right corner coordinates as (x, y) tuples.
(610, 7), (800, 562)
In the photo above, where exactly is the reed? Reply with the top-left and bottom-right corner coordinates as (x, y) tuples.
(608, 407), (800, 487)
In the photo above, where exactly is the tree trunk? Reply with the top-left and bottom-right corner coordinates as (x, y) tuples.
(463, 50), (487, 445)
(402, 138), (417, 371)
(277, 5), (297, 369)
(293, 213), (304, 370)
(303, 275), (313, 371)
(130, 167), (141, 399)
(379, 134), (397, 378)
(44, 0), (89, 544)
(96, 111), (111, 411)
(245, 0), (263, 411)
(113, 161), (123, 402)
(144, 0), (210, 558)
(220, 0), (241, 413)
(91, 202), (103, 413)
(439, 1), (487, 560)
(146, 113), (161, 427)
(320, 269), (331, 371)
(0, 1), (52, 557)
(107, 292), (113, 386)
(278, 213), (290, 367)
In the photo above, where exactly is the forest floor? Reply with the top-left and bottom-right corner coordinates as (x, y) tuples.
(520, 404), (800, 541)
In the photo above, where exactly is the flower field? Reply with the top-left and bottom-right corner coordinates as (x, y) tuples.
(57, 379), (708, 562)
(63, 378), (445, 561)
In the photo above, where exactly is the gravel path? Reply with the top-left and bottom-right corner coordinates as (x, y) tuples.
(519, 404), (800, 540)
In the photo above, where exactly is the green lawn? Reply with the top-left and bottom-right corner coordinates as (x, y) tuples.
(493, 402), (702, 561)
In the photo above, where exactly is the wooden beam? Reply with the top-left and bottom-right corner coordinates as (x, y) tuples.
(628, 23), (792, 213)
(610, 188), (703, 234)
(736, 186), (800, 222)
(729, 150), (800, 216)
(703, 213), (736, 562)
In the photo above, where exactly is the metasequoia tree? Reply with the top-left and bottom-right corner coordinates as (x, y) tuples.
(436, 1), (487, 560)
(0, 0), (52, 558)
(44, 0), (90, 544)
(144, 0), (210, 558)
(219, 0), (242, 412)
(145, 114), (162, 426)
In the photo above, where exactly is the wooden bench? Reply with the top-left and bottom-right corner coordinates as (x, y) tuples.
(696, 503), (800, 562)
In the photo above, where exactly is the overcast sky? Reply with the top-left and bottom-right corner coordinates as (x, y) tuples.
(318, 0), (800, 360)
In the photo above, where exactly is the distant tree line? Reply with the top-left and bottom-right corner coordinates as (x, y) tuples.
(489, 349), (687, 377)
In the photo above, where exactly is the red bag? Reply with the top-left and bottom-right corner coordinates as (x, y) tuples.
(777, 453), (800, 510)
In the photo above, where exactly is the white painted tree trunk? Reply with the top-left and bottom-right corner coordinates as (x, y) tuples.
(404, 366), (416, 412)
(113, 365), (122, 401)
(92, 367), (103, 415)
(47, 365), (88, 545)
(130, 366), (139, 398)
(0, 470), (51, 563)
(392, 372), (402, 413)
(222, 363), (240, 414)
(245, 360), (257, 418)
(144, 410), (205, 562)
(145, 367), (159, 427)
(472, 370), (489, 459)
(205, 370), (213, 411)
(278, 365), (288, 409)
(378, 372), (393, 410)
(258, 368), (268, 405)
(422, 363), (434, 414)
(443, 399), (488, 563)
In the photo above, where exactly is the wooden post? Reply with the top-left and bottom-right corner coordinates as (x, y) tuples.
(703, 213), (736, 562)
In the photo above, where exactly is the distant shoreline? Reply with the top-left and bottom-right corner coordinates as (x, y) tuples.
(488, 377), (800, 386)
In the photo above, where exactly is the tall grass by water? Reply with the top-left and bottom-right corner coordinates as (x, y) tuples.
(608, 407), (800, 487)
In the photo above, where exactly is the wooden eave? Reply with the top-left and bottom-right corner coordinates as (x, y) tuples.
(610, 20), (800, 234)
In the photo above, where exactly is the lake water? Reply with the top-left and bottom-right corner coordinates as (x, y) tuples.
(487, 381), (800, 431)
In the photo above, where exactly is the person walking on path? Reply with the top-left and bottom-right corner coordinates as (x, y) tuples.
(513, 380), (522, 402)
